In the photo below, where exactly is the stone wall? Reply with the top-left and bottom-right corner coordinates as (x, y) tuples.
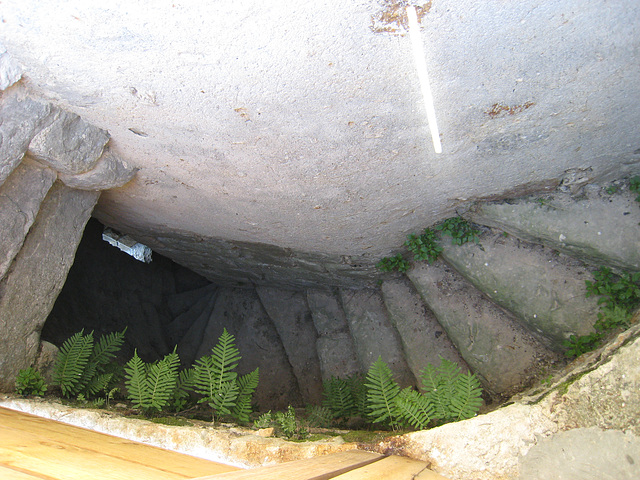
(0, 70), (136, 390)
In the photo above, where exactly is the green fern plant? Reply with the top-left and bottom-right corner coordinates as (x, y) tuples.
(232, 367), (260, 422)
(124, 348), (180, 414)
(393, 387), (434, 430)
(53, 329), (126, 398)
(322, 376), (356, 418)
(420, 358), (482, 422)
(192, 328), (259, 422)
(365, 356), (401, 427)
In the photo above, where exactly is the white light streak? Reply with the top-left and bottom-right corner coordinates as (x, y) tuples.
(406, 5), (442, 154)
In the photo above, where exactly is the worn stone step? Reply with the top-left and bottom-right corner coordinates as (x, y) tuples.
(0, 182), (99, 390)
(340, 288), (415, 387)
(0, 157), (56, 280)
(166, 284), (218, 320)
(466, 185), (640, 273)
(174, 287), (219, 367)
(306, 288), (361, 381)
(380, 278), (470, 381)
(194, 287), (303, 411)
(407, 261), (561, 396)
(256, 287), (323, 405)
(440, 230), (599, 351)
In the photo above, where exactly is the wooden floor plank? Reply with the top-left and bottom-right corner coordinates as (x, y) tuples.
(0, 407), (236, 477)
(0, 464), (55, 480)
(0, 407), (237, 480)
(193, 450), (384, 480)
(331, 455), (451, 480)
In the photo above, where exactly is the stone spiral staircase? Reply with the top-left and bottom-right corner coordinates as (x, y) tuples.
(122, 183), (639, 410)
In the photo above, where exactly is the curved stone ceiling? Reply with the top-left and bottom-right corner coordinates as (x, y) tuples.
(2, 0), (639, 286)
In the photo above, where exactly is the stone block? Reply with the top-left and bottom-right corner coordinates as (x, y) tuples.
(59, 148), (138, 190)
(340, 288), (415, 387)
(0, 182), (99, 391)
(407, 261), (559, 395)
(381, 278), (469, 381)
(28, 109), (109, 175)
(468, 187), (640, 273)
(306, 288), (351, 336)
(256, 287), (323, 405)
(0, 46), (23, 90)
(0, 94), (56, 186)
(315, 334), (362, 380)
(307, 288), (361, 380)
(441, 230), (599, 350)
(0, 157), (56, 280)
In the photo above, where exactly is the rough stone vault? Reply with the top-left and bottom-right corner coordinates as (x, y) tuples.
(0, 2), (639, 479)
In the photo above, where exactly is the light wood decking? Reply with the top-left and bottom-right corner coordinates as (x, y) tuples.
(0, 407), (449, 479)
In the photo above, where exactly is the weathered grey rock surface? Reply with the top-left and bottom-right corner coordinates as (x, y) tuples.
(306, 288), (361, 380)
(407, 261), (559, 395)
(256, 287), (323, 405)
(517, 427), (640, 480)
(0, 182), (98, 389)
(467, 187), (640, 272)
(27, 109), (109, 175)
(440, 230), (599, 350)
(59, 148), (138, 190)
(0, 157), (56, 279)
(340, 288), (415, 387)
(381, 277), (469, 380)
(0, 94), (56, 185)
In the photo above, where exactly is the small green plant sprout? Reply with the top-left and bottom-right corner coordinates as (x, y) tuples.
(124, 348), (180, 414)
(376, 253), (410, 273)
(275, 406), (308, 440)
(565, 267), (640, 358)
(15, 367), (47, 397)
(435, 217), (480, 246)
(192, 328), (259, 423)
(604, 185), (618, 195)
(405, 228), (442, 263)
(585, 267), (640, 311)
(630, 176), (640, 202)
(53, 328), (126, 398)
(253, 411), (273, 429)
(563, 332), (602, 358)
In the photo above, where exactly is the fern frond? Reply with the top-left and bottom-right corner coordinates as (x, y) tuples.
(209, 380), (239, 419)
(348, 374), (368, 417)
(449, 372), (483, 421)
(124, 350), (150, 410)
(209, 328), (241, 389)
(394, 387), (435, 430)
(322, 377), (355, 418)
(90, 329), (126, 369)
(53, 330), (94, 397)
(83, 373), (113, 396)
(232, 368), (259, 422)
(146, 349), (180, 412)
(365, 357), (400, 425)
